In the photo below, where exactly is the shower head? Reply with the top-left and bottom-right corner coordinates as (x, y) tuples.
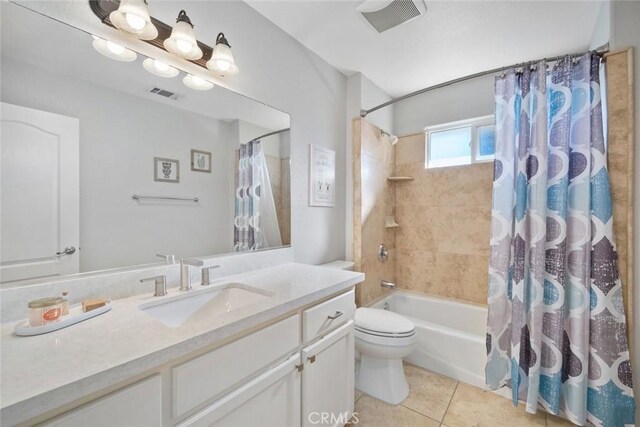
(380, 129), (398, 145)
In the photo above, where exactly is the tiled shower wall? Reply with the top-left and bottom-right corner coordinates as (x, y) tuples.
(354, 51), (633, 312)
(394, 135), (493, 305)
(353, 119), (396, 307)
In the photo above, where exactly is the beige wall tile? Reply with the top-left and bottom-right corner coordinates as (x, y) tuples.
(434, 253), (489, 304)
(436, 162), (493, 206)
(396, 205), (438, 252)
(437, 205), (491, 256)
(442, 383), (546, 427)
(396, 133), (426, 165)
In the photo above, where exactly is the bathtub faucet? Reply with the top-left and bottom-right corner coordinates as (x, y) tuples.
(381, 280), (396, 289)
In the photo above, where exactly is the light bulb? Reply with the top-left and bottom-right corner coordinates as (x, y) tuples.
(191, 75), (205, 85)
(106, 41), (125, 55)
(154, 60), (169, 72)
(215, 60), (231, 72)
(175, 39), (193, 54)
(125, 12), (146, 31)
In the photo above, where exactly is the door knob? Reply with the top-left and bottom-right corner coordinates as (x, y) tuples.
(56, 246), (76, 256)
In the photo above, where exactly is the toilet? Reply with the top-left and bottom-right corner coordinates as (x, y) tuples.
(354, 307), (416, 405)
(318, 261), (416, 405)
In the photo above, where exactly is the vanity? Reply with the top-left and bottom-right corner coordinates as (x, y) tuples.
(1, 262), (364, 426)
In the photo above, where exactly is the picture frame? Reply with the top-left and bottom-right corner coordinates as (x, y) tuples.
(309, 144), (335, 207)
(191, 149), (212, 173)
(154, 157), (179, 183)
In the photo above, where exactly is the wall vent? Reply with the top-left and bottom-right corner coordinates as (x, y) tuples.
(357, 0), (427, 33)
(148, 87), (181, 100)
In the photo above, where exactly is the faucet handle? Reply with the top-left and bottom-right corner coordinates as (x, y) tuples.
(181, 258), (204, 267)
(140, 275), (167, 297)
(201, 265), (221, 286)
(156, 253), (175, 264)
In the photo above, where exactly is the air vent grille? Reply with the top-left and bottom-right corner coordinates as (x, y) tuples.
(149, 87), (181, 100)
(359, 0), (424, 33)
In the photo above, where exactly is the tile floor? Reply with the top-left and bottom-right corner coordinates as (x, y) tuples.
(349, 363), (584, 427)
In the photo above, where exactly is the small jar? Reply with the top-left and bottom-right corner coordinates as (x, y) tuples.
(61, 292), (69, 316)
(28, 297), (64, 327)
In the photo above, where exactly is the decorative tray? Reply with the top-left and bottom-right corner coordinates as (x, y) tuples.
(14, 301), (112, 336)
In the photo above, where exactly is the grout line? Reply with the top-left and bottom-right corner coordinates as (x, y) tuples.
(441, 381), (460, 424)
(398, 404), (441, 425)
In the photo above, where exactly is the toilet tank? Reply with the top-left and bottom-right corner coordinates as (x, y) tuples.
(318, 260), (355, 271)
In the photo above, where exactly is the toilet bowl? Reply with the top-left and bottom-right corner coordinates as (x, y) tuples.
(354, 307), (416, 405)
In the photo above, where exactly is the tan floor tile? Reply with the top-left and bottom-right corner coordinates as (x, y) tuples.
(355, 388), (364, 402)
(352, 395), (440, 427)
(442, 383), (546, 427)
(402, 364), (458, 421)
(546, 413), (594, 426)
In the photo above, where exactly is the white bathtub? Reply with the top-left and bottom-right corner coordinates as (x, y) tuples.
(370, 290), (488, 389)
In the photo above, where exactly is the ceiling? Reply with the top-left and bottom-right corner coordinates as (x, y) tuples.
(246, 0), (604, 97)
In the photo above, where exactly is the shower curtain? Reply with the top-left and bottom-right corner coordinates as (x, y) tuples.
(485, 53), (635, 426)
(234, 140), (282, 252)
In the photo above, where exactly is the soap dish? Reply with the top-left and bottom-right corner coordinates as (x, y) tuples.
(14, 301), (112, 337)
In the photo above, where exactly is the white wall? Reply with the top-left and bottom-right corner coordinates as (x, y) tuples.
(1, 58), (236, 272)
(18, 0), (348, 265)
(393, 73), (495, 137)
(345, 72), (393, 260)
(610, 1), (640, 424)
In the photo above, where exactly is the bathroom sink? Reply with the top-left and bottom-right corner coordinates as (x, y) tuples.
(138, 283), (272, 327)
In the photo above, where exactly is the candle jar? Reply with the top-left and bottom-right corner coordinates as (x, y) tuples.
(28, 297), (64, 327)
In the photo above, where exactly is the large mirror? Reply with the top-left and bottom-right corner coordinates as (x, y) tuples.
(0, 3), (291, 286)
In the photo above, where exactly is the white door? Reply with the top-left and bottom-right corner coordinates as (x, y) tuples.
(177, 353), (301, 427)
(1, 102), (79, 283)
(302, 321), (355, 427)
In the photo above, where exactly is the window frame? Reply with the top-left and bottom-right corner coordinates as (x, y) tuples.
(424, 114), (495, 169)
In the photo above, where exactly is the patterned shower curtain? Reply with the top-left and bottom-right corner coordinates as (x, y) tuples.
(234, 140), (263, 251)
(485, 53), (635, 426)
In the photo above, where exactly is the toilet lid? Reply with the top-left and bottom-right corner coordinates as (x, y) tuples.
(355, 308), (415, 335)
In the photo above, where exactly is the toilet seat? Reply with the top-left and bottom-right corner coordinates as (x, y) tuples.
(355, 308), (415, 337)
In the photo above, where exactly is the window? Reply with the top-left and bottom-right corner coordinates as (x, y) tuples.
(425, 115), (495, 168)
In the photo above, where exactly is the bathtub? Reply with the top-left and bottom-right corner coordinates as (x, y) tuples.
(370, 290), (488, 389)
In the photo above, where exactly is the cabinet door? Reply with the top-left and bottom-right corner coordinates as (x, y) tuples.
(177, 354), (301, 427)
(42, 375), (162, 427)
(301, 321), (354, 427)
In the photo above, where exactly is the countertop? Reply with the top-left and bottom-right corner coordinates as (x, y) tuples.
(0, 263), (364, 425)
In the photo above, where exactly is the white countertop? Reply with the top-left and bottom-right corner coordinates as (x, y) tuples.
(0, 263), (364, 425)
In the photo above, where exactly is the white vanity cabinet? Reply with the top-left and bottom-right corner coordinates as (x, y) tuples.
(301, 322), (355, 427)
(41, 375), (162, 427)
(36, 288), (357, 427)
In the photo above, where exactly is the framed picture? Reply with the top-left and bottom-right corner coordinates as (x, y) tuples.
(309, 144), (335, 207)
(154, 157), (179, 183)
(191, 149), (212, 173)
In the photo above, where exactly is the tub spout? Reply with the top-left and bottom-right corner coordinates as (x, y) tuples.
(381, 280), (396, 289)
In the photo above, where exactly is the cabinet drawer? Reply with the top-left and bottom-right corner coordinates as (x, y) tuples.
(173, 314), (300, 419)
(42, 375), (162, 427)
(302, 290), (355, 342)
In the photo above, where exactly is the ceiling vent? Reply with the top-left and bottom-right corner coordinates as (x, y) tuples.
(148, 87), (182, 101)
(357, 0), (427, 33)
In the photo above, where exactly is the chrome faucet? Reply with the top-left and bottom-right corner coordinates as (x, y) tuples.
(180, 258), (203, 291)
(381, 280), (396, 289)
(140, 275), (167, 297)
(201, 265), (221, 286)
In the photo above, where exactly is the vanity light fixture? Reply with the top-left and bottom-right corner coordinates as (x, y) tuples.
(206, 33), (239, 76)
(92, 36), (137, 62)
(108, 0), (158, 40)
(143, 58), (179, 78)
(183, 74), (214, 91)
(164, 10), (203, 61)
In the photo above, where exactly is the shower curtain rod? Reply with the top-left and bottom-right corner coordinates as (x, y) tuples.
(360, 44), (609, 118)
(250, 127), (291, 142)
